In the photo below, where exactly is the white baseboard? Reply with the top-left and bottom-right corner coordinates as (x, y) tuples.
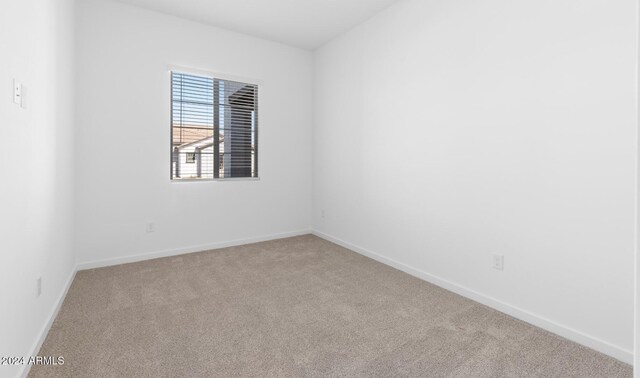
(76, 229), (313, 271)
(19, 268), (77, 378)
(312, 230), (633, 365)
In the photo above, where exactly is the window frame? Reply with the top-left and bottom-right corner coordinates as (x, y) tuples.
(168, 66), (261, 182)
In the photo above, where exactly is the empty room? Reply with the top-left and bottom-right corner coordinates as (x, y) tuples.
(1, 0), (639, 377)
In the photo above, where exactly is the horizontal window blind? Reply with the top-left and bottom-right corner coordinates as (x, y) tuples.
(171, 71), (258, 180)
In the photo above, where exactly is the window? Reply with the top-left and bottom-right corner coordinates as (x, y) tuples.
(171, 71), (258, 180)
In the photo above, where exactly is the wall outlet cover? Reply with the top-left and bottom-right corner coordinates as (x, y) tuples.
(492, 253), (504, 271)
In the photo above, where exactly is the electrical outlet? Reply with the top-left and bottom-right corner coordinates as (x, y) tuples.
(492, 254), (504, 271)
(13, 79), (22, 106)
(36, 277), (42, 297)
(146, 222), (156, 233)
(321, 210), (325, 219)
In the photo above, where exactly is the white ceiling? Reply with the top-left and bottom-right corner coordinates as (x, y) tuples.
(113, 0), (402, 49)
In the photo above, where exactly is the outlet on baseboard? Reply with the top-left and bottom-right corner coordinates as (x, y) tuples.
(492, 253), (504, 271)
(36, 277), (42, 297)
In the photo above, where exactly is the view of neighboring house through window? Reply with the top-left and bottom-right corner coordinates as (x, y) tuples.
(171, 71), (258, 180)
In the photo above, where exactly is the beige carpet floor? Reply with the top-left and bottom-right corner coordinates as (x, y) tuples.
(30, 235), (631, 377)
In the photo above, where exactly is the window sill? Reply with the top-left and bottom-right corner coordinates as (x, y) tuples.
(171, 177), (260, 183)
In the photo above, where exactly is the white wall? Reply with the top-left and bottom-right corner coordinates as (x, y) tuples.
(314, 0), (637, 362)
(0, 0), (77, 377)
(75, 0), (313, 266)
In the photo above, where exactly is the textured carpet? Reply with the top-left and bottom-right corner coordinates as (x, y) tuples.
(30, 235), (631, 377)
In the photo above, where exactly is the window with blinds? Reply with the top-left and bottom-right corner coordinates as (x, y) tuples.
(171, 71), (258, 180)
